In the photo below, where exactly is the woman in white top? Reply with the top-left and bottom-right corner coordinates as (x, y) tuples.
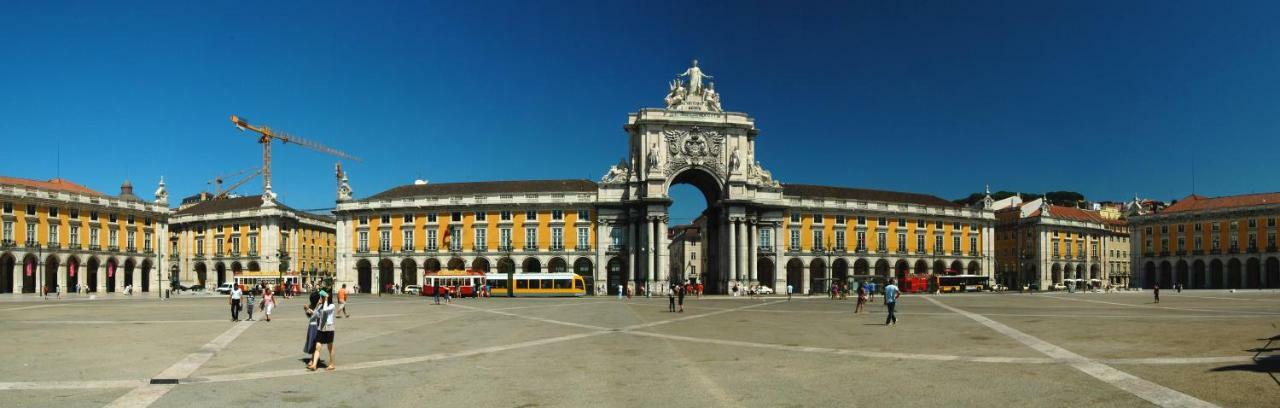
(307, 292), (338, 371)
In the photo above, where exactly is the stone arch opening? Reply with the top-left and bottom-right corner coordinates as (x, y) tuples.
(756, 258), (775, 289)
(548, 257), (568, 273)
(968, 261), (981, 276)
(1209, 259), (1224, 289)
(1227, 258), (1242, 288)
(472, 258), (491, 273)
(785, 258), (803, 293)
(875, 259), (890, 278)
(447, 257), (466, 271)
(356, 259), (372, 293)
(140, 259), (152, 293)
(86, 257), (100, 292)
(1245, 258), (1261, 288)
(1191, 260), (1206, 289)
(106, 258), (118, 293)
(424, 258), (441, 273)
(44, 255), (59, 293)
(832, 258), (849, 287)
(1175, 260), (1189, 287)
(377, 259), (394, 292)
(664, 167), (726, 293)
(0, 253), (14, 293)
(214, 262), (226, 288)
(1267, 257), (1280, 289)
(1159, 261), (1172, 288)
(522, 258), (541, 273)
(574, 257), (594, 295)
(606, 257), (625, 295)
(1142, 262), (1155, 289)
(194, 262), (207, 288)
(400, 258), (418, 287)
(65, 255), (80, 293)
(809, 258), (827, 294)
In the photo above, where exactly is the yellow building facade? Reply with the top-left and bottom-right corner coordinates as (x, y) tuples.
(0, 176), (169, 294)
(168, 195), (336, 288)
(334, 180), (598, 294)
(1129, 193), (1280, 289)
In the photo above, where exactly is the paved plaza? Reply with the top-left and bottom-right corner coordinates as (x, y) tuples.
(1, 290), (1278, 407)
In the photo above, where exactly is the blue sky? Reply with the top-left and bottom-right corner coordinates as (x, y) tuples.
(2, 1), (1279, 223)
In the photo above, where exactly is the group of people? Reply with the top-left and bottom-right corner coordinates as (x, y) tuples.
(667, 281), (690, 312)
(227, 283), (277, 322)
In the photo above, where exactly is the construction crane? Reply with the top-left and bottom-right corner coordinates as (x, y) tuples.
(211, 168), (264, 199)
(206, 167), (261, 196)
(229, 115), (360, 200)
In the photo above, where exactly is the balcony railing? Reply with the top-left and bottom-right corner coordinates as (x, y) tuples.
(474, 246), (488, 252)
(46, 242), (61, 249)
(757, 245), (774, 254)
(1247, 246), (1259, 253)
(499, 245), (514, 252)
(1191, 250), (1203, 255)
(144, 248), (154, 254)
(1, 239), (14, 248)
(25, 240), (38, 248)
(248, 250), (258, 257)
(550, 245), (565, 251)
(356, 247), (370, 254)
(1175, 250), (1186, 256)
(523, 245), (538, 252)
(1268, 245), (1279, 253)
(574, 245), (591, 252)
(400, 246), (414, 253)
(1227, 247), (1239, 254)
(607, 244), (626, 253)
(1209, 249), (1221, 255)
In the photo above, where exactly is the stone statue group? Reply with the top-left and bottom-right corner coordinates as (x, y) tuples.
(665, 59), (722, 112)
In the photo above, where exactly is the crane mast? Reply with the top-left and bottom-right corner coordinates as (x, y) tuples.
(229, 115), (360, 202)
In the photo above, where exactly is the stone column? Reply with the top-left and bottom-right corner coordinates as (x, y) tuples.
(645, 217), (655, 285)
(773, 223), (783, 289)
(658, 216), (669, 286)
(801, 257), (811, 295)
(56, 257), (67, 295)
(727, 216), (738, 284)
(629, 218), (638, 286)
(736, 219), (746, 286)
(748, 221), (757, 284)
(96, 263), (106, 293)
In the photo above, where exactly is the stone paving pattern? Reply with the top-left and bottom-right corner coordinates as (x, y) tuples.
(1, 290), (1277, 407)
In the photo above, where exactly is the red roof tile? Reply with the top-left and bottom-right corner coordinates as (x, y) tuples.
(1162, 192), (1280, 214)
(0, 176), (103, 196)
(1029, 205), (1107, 223)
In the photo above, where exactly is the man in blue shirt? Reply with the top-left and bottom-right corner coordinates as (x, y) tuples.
(883, 278), (900, 326)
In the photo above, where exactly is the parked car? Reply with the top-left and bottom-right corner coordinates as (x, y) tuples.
(405, 285), (422, 295)
(991, 284), (1008, 292)
(215, 282), (234, 295)
(755, 286), (774, 295)
(1049, 283), (1067, 291)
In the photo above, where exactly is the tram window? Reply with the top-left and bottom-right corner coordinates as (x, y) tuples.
(517, 280), (528, 289)
(575, 280), (583, 289)
(491, 280), (506, 289)
(555, 279), (570, 289)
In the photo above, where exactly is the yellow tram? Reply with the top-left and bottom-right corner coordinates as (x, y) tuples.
(484, 273), (586, 297)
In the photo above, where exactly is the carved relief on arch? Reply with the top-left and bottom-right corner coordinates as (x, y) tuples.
(663, 126), (725, 178)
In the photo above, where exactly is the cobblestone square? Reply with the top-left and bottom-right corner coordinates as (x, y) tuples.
(1, 290), (1277, 407)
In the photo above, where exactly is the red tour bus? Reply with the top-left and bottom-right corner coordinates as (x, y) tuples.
(898, 274), (932, 293)
(422, 269), (487, 298)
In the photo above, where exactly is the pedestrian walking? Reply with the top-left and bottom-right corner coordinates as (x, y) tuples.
(263, 288), (276, 322)
(668, 285), (676, 312)
(786, 283), (793, 301)
(229, 284), (243, 321)
(337, 284), (350, 318)
(1153, 283), (1160, 303)
(884, 278), (900, 326)
(307, 291), (337, 371)
(855, 283), (867, 314)
(433, 284), (441, 305)
(677, 283), (685, 313)
(246, 289), (256, 321)
(617, 284), (624, 300)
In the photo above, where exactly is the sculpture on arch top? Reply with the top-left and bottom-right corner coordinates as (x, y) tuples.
(665, 59), (724, 112)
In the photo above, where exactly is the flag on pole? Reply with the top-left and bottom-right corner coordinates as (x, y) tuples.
(108, 263), (115, 278)
(25, 260), (32, 276)
(70, 260), (76, 277)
